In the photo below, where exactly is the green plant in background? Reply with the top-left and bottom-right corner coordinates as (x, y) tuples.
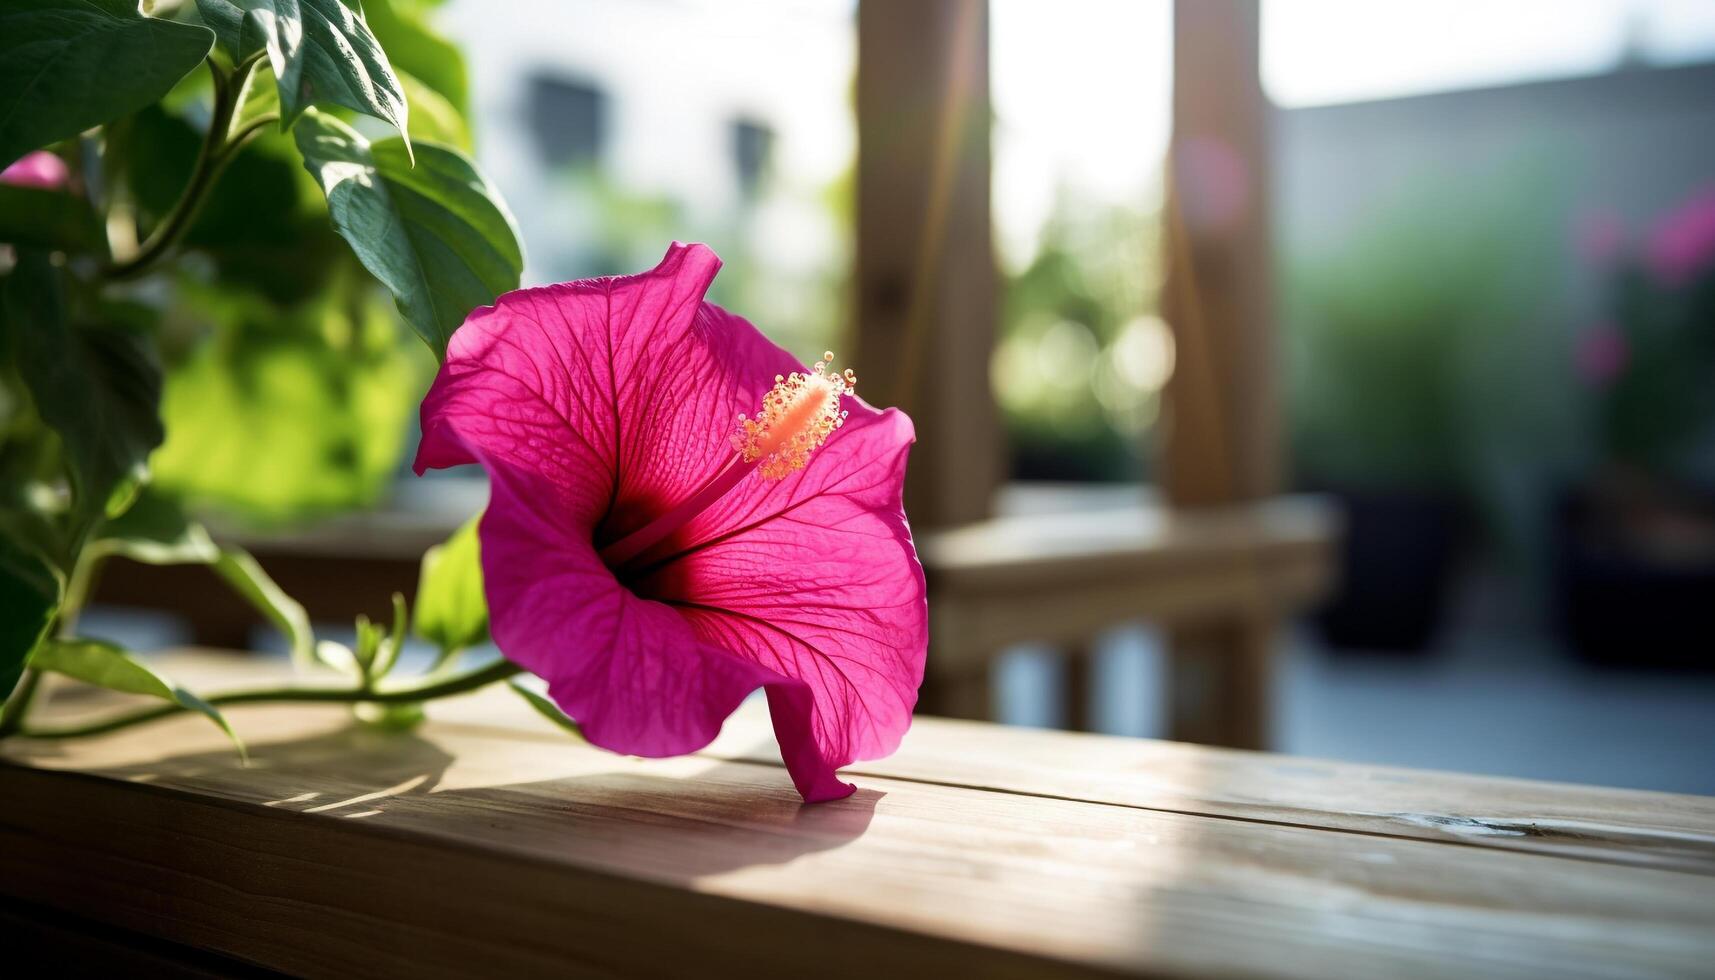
(0, 0), (525, 741)
(1284, 168), (1572, 557)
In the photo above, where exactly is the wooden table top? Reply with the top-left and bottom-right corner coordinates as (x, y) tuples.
(4, 653), (1713, 978)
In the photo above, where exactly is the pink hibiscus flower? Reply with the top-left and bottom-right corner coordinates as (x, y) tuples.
(1, 151), (70, 190)
(415, 243), (927, 801)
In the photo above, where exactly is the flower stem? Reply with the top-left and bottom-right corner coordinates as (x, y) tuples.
(15, 658), (525, 740)
(104, 54), (264, 281)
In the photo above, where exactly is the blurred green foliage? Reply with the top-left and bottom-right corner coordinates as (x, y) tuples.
(1283, 165), (1575, 557)
(997, 190), (1164, 482)
(152, 271), (428, 521)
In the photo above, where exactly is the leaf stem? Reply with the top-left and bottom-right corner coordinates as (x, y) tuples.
(227, 112), (281, 149)
(0, 545), (106, 736)
(14, 657), (524, 740)
(104, 54), (264, 280)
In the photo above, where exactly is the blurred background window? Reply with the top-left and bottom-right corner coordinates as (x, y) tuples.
(731, 117), (776, 200)
(527, 75), (608, 167)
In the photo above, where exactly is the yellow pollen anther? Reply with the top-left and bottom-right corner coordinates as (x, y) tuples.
(732, 351), (856, 479)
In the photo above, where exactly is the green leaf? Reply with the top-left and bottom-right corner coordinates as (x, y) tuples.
(33, 638), (245, 760)
(351, 612), (381, 671)
(414, 513), (486, 653)
(370, 591), (408, 679)
(193, 0), (409, 149)
(0, 0), (214, 165)
(507, 678), (584, 740)
(0, 182), (107, 255)
(7, 251), (164, 536)
(90, 490), (220, 565)
(233, 57), (283, 132)
(213, 548), (314, 668)
(0, 536), (60, 703)
(294, 112), (523, 356)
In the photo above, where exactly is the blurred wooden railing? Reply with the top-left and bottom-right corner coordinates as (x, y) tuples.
(916, 489), (1336, 747)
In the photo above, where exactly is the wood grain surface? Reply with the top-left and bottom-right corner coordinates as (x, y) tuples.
(4, 655), (1713, 978)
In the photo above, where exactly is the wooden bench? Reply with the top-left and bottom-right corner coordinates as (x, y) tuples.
(3, 652), (1712, 977)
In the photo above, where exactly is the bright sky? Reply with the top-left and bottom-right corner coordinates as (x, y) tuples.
(991, 0), (1171, 268)
(990, 0), (1715, 264)
(1262, 0), (1715, 107)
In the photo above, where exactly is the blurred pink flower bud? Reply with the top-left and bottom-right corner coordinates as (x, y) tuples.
(1, 151), (70, 191)
(1646, 186), (1715, 286)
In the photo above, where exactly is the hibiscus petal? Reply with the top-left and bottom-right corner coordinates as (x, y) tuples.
(478, 457), (780, 759)
(639, 400), (926, 768)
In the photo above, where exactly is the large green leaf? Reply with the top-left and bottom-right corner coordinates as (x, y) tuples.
(8, 251), (163, 534)
(0, 536), (59, 704)
(32, 638), (245, 759)
(294, 112), (522, 356)
(0, 182), (106, 254)
(193, 0), (408, 147)
(0, 0), (214, 165)
(413, 513), (486, 654)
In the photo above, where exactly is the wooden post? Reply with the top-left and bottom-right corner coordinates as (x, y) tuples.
(1159, 0), (1278, 749)
(916, 665), (990, 722)
(1063, 643), (1094, 732)
(854, 0), (1000, 531)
